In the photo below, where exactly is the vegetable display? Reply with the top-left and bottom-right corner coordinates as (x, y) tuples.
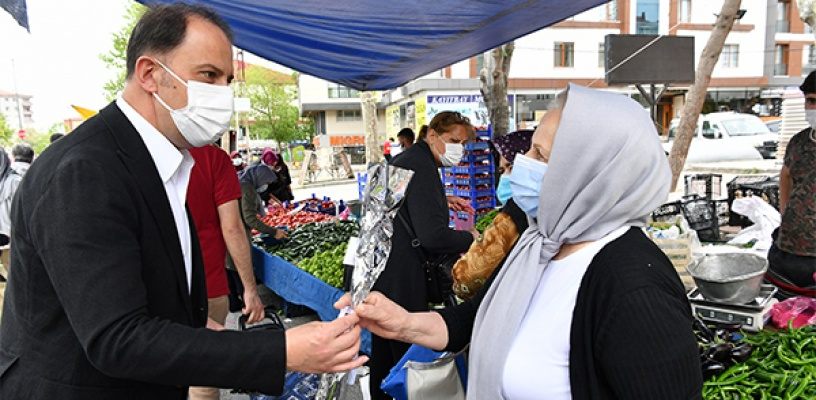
(297, 243), (347, 289)
(702, 324), (816, 400)
(265, 220), (359, 265)
(475, 209), (500, 234)
(261, 206), (334, 229)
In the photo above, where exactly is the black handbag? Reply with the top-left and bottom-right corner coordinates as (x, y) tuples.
(396, 212), (458, 306)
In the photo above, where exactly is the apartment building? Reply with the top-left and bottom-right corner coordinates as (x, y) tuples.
(298, 0), (815, 147)
(0, 89), (33, 130)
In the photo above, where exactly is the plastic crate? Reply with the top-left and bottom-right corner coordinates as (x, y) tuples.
(464, 141), (489, 151)
(461, 152), (491, 163)
(726, 175), (778, 226)
(443, 174), (493, 186)
(452, 164), (493, 175)
(684, 174), (722, 199)
(713, 199), (730, 227)
(357, 172), (367, 201)
(652, 201), (683, 222)
(680, 196), (720, 242)
(453, 187), (495, 199)
(474, 197), (496, 210)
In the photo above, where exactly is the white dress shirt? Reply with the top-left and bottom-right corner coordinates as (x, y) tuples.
(502, 226), (630, 399)
(116, 97), (195, 292)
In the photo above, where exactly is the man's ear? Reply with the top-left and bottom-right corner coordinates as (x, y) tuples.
(132, 56), (161, 94)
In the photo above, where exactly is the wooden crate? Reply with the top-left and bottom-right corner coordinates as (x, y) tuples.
(648, 233), (695, 289)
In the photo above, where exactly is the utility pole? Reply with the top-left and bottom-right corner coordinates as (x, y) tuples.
(11, 59), (24, 131)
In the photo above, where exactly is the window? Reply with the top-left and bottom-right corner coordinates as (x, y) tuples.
(476, 53), (485, 75)
(775, 44), (789, 76)
(636, 0), (659, 34)
(719, 44), (739, 68)
(553, 42), (574, 67)
(598, 43), (605, 68)
(678, 0), (691, 23)
(809, 44), (816, 65)
(336, 110), (361, 122)
(328, 84), (359, 98)
(605, 2), (618, 20)
(777, 1), (790, 33)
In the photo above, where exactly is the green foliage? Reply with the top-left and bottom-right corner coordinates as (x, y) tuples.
(0, 114), (13, 145)
(24, 129), (53, 155)
(244, 67), (311, 145)
(100, 2), (146, 101)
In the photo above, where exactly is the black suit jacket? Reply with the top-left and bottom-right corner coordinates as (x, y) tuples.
(372, 140), (473, 312)
(0, 103), (286, 399)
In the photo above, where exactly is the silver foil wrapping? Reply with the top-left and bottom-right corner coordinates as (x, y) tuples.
(316, 162), (414, 399)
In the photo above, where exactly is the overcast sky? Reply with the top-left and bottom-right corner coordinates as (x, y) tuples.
(0, 0), (287, 131)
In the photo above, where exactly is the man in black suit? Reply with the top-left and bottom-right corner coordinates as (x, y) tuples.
(0, 4), (365, 399)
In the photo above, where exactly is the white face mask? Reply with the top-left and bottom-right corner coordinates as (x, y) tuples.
(151, 59), (234, 147)
(439, 142), (464, 167)
(806, 109), (816, 130)
(257, 184), (268, 193)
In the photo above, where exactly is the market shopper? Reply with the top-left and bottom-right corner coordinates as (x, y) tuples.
(10, 143), (33, 176)
(187, 145), (266, 400)
(770, 71), (816, 298)
(346, 85), (701, 399)
(230, 150), (246, 173)
(0, 149), (21, 277)
(0, 5), (365, 399)
(397, 127), (415, 150)
(451, 129), (533, 299)
(368, 111), (477, 399)
(236, 164), (288, 240)
(383, 137), (393, 162)
(258, 148), (294, 203)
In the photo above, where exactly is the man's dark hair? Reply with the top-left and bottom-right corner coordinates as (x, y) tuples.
(801, 71), (816, 94)
(397, 128), (415, 143)
(11, 143), (34, 163)
(50, 133), (65, 143)
(126, 4), (233, 78)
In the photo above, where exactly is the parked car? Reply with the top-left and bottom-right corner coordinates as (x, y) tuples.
(763, 117), (782, 134)
(664, 112), (778, 162)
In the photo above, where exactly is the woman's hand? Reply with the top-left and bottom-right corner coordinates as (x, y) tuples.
(335, 292), (410, 341)
(335, 292), (449, 350)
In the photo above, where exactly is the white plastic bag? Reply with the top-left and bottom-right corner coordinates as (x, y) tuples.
(727, 197), (781, 251)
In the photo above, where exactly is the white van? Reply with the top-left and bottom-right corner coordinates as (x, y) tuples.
(665, 112), (779, 162)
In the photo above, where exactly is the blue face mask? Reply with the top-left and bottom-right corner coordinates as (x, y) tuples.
(496, 174), (513, 205)
(509, 154), (548, 216)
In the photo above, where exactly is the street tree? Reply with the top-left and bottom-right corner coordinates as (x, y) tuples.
(479, 43), (515, 138)
(244, 66), (308, 148)
(0, 113), (13, 144)
(668, 0), (741, 190)
(100, 2), (146, 101)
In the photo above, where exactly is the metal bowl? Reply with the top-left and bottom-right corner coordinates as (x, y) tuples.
(686, 253), (768, 304)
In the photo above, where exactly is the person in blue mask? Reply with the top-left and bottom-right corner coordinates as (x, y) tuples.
(450, 130), (533, 299)
(340, 84), (701, 400)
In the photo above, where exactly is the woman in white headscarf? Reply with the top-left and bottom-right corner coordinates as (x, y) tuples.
(339, 85), (701, 399)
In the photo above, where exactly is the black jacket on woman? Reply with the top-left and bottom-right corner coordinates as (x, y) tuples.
(369, 139), (473, 400)
(373, 139), (473, 312)
(438, 227), (702, 399)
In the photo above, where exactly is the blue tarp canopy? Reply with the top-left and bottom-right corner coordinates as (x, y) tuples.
(137, 0), (606, 90)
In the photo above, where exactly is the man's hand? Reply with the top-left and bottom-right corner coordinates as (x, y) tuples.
(446, 195), (474, 214)
(285, 314), (368, 373)
(242, 288), (265, 324)
(274, 229), (288, 240)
